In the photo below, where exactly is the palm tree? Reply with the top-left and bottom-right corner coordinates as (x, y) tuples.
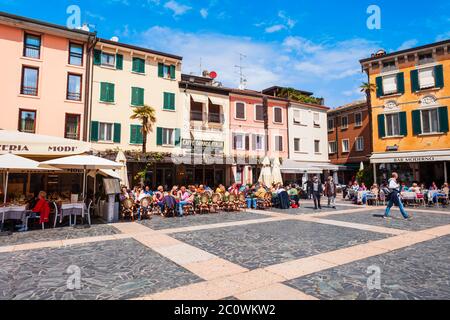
(130, 105), (157, 153)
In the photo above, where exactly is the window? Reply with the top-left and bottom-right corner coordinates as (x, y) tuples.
(341, 115), (348, 129)
(233, 134), (245, 150)
(314, 140), (320, 153)
(418, 68), (435, 89)
(162, 128), (174, 145)
(382, 60), (396, 72)
(99, 122), (113, 142)
(208, 104), (221, 123)
(328, 118), (334, 131)
(130, 125), (143, 144)
(23, 33), (41, 59)
(158, 63), (175, 79)
(67, 73), (82, 101)
(342, 139), (350, 153)
(418, 52), (434, 65)
(329, 141), (337, 154)
(235, 102), (246, 119)
(69, 43), (83, 66)
(273, 107), (283, 123)
(274, 136), (283, 152)
(190, 101), (203, 121)
(294, 138), (301, 152)
(18, 109), (36, 133)
(313, 113), (320, 127)
(21, 66), (39, 96)
(100, 82), (115, 103)
(163, 92), (176, 110)
(421, 109), (439, 134)
(382, 74), (398, 95)
(355, 137), (364, 151)
(132, 57), (145, 73)
(355, 112), (363, 127)
(293, 109), (301, 124)
(255, 104), (264, 121)
(131, 87), (144, 106)
(101, 52), (115, 67)
(254, 134), (264, 151)
(386, 113), (401, 136)
(65, 114), (80, 140)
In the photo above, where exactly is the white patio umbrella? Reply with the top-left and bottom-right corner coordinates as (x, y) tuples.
(360, 161), (365, 172)
(39, 155), (123, 201)
(259, 156), (273, 186)
(272, 157), (284, 185)
(115, 150), (129, 188)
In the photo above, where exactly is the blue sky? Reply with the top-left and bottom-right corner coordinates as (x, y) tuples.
(1, 0), (449, 108)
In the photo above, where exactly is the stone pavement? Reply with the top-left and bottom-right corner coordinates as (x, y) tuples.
(0, 200), (449, 300)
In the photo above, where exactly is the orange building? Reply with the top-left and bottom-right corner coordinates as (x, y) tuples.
(360, 40), (450, 185)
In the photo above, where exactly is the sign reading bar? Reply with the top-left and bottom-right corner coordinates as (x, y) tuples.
(394, 157), (436, 163)
(181, 139), (224, 150)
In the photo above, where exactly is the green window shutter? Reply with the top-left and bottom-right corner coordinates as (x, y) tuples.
(158, 63), (164, 77)
(116, 54), (123, 70)
(174, 128), (181, 146)
(411, 70), (420, 93)
(90, 121), (99, 142)
(396, 72), (405, 94)
(170, 93), (175, 110)
(156, 127), (163, 146)
(399, 111), (408, 136)
(163, 92), (175, 110)
(93, 50), (101, 65)
(412, 110), (422, 136)
(434, 65), (444, 89)
(106, 83), (115, 102)
(136, 125), (143, 144)
(130, 125), (136, 144)
(170, 65), (176, 79)
(377, 114), (386, 138)
(438, 106), (449, 133)
(113, 123), (121, 143)
(133, 58), (145, 73)
(376, 77), (383, 98)
(131, 87), (144, 106)
(100, 83), (107, 102)
(130, 125), (142, 144)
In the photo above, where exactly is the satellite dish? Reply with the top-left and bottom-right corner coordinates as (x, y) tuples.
(209, 71), (218, 79)
(110, 36), (119, 42)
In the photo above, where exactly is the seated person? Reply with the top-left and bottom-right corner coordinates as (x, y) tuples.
(20, 191), (50, 231)
(161, 192), (177, 214)
(216, 184), (226, 195)
(359, 183), (367, 191)
(370, 184), (379, 195)
(143, 186), (153, 196)
(177, 186), (192, 217)
(288, 184), (299, 205)
(410, 183), (421, 194)
(255, 185), (267, 199)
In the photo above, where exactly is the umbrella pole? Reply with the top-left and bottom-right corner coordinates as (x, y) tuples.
(1, 171), (10, 235)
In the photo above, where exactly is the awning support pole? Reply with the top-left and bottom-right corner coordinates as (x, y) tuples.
(444, 161), (448, 183)
(373, 163), (377, 185)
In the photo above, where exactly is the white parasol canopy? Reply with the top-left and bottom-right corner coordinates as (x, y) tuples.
(272, 157), (283, 185)
(115, 150), (129, 187)
(259, 156), (273, 186)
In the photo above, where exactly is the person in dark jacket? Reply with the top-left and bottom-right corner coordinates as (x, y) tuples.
(324, 176), (337, 209)
(311, 176), (323, 210)
(306, 179), (313, 199)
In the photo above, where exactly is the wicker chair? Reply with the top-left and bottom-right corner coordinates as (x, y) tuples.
(264, 193), (273, 208)
(237, 192), (247, 211)
(199, 194), (211, 214)
(121, 198), (135, 221)
(210, 193), (221, 213)
(139, 197), (152, 220)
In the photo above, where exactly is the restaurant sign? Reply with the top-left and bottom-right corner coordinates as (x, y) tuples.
(394, 157), (436, 163)
(181, 139), (224, 150)
(0, 144), (89, 156)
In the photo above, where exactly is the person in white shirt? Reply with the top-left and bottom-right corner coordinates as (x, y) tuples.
(384, 172), (412, 220)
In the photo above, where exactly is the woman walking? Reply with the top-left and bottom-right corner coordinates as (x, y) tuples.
(324, 176), (337, 209)
(384, 172), (412, 220)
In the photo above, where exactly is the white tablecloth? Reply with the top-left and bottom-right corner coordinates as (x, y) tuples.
(1, 205), (28, 223)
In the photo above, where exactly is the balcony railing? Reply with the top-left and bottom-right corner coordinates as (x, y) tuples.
(21, 86), (38, 96)
(190, 110), (204, 121)
(381, 65), (398, 73)
(208, 113), (222, 123)
(67, 92), (82, 101)
(418, 57), (435, 65)
(65, 131), (80, 140)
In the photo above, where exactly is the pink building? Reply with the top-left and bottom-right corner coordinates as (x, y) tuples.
(0, 12), (95, 142)
(229, 90), (289, 184)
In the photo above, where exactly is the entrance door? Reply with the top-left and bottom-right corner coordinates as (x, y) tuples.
(205, 168), (214, 186)
(156, 168), (174, 189)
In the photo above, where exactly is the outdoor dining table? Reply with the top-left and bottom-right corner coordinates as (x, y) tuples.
(0, 205), (29, 224)
(55, 202), (85, 227)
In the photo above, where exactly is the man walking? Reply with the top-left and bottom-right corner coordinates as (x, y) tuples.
(324, 176), (337, 209)
(384, 172), (412, 220)
(312, 176), (323, 210)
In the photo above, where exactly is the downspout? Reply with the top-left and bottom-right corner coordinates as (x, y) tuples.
(84, 33), (98, 143)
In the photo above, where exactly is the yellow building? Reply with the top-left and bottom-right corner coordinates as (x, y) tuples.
(360, 39), (450, 185)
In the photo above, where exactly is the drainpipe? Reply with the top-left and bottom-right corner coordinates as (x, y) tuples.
(84, 33), (98, 143)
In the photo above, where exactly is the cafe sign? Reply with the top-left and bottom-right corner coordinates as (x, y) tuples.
(394, 156), (436, 163)
(181, 139), (224, 150)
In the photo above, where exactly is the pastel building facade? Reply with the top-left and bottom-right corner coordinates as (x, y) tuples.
(360, 39), (450, 185)
(0, 11), (95, 142)
(229, 91), (289, 184)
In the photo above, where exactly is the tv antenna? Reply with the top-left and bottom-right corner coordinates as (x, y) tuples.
(234, 53), (247, 90)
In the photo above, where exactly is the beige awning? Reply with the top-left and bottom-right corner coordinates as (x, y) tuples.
(190, 93), (208, 104)
(280, 160), (323, 174)
(209, 96), (224, 106)
(371, 150), (450, 164)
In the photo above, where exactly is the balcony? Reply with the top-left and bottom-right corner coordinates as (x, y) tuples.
(21, 86), (38, 96)
(67, 91), (82, 101)
(190, 110), (204, 122)
(208, 113), (222, 124)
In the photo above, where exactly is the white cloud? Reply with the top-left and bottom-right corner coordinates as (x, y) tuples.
(397, 39), (419, 51)
(164, 0), (191, 16)
(436, 31), (450, 41)
(135, 26), (377, 107)
(265, 24), (286, 33)
(200, 8), (208, 19)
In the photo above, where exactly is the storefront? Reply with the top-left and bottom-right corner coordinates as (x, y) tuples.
(371, 150), (450, 186)
(280, 160), (341, 185)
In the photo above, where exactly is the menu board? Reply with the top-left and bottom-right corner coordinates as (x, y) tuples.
(103, 178), (121, 195)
